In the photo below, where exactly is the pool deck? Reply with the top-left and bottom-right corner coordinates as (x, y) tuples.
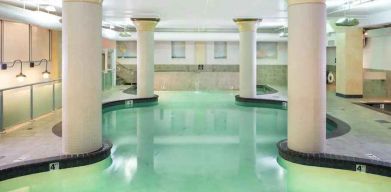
(1, 85), (391, 173)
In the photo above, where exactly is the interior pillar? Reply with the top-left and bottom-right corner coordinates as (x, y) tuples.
(62, 0), (103, 154)
(131, 18), (159, 98)
(336, 28), (364, 98)
(287, 0), (326, 153)
(234, 18), (261, 98)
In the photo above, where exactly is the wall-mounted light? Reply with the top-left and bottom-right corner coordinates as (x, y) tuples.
(1, 60), (27, 81)
(35, 59), (51, 79)
(13, 60), (26, 82)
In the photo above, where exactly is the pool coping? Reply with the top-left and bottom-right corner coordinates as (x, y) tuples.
(0, 141), (112, 182)
(277, 140), (391, 177)
(354, 101), (391, 116)
(235, 95), (287, 109)
(102, 94), (159, 108)
(238, 93), (391, 177)
(0, 96), (159, 182)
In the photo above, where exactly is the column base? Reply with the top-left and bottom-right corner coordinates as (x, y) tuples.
(277, 140), (391, 177)
(336, 93), (363, 98)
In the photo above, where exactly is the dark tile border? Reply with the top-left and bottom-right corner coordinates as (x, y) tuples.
(235, 95), (287, 109)
(277, 140), (391, 177)
(355, 102), (391, 116)
(236, 90), (390, 177)
(336, 93), (363, 98)
(0, 141), (112, 182)
(0, 96), (159, 182)
(102, 95), (159, 108)
(326, 114), (351, 139)
(256, 84), (279, 95)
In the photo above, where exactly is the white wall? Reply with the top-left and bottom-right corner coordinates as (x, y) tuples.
(327, 47), (336, 65)
(364, 28), (391, 71)
(206, 41), (239, 65)
(0, 21), (52, 89)
(118, 41), (289, 65)
(0, 63), (52, 89)
(258, 42), (287, 65)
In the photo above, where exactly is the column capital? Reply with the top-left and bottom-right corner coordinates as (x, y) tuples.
(131, 18), (160, 32)
(63, 0), (103, 4)
(288, 0), (325, 6)
(233, 18), (262, 32)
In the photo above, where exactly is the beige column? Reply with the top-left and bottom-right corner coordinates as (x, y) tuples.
(62, 0), (103, 154)
(131, 18), (159, 98)
(287, 0), (326, 153)
(234, 19), (261, 98)
(336, 28), (364, 97)
(51, 30), (62, 79)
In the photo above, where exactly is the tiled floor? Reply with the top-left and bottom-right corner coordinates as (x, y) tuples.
(0, 85), (390, 168)
(326, 92), (391, 162)
(0, 111), (62, 167)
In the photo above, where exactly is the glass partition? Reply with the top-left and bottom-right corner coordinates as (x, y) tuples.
(102, 71), (113, 91)
(54, 82), (62, 109)
(32, 83), (53, 118)
(0, 80), (62, 130)
(3, 87), (31, 128)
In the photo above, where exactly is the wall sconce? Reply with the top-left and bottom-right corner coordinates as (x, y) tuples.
(13, 60), (26, 82)
(34, 59), (51, 79)
(1, 60), (27, 82)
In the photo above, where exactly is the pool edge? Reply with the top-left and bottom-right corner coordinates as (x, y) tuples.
(0, 95), (158, 182)
(277, 140), (391, 177)
(0, 140), (112, 182)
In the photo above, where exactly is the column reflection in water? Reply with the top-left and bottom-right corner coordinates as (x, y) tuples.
(136, 107), (155, 176)
(238, 108), (256, 176)
(256, 108), (287, 192)
(235, 107), (262, 192)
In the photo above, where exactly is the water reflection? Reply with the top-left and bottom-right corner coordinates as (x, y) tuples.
(105, 103), (287, 191)
(2, 92), (389, 192)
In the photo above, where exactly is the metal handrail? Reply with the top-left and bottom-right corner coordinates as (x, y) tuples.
(0, 79), (61, 92)
(0, 79), (62, 132)
(117, 63), (134, 72)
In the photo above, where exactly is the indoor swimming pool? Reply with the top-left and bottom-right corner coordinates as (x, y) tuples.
(0, 92), (390, 192)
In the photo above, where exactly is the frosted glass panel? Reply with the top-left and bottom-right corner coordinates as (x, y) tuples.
(171, 41), (186, 58)
(54, 82), (62, 109)
(214, 42), (227, 59)
(33, 83), (53, 118)
(3, 87), (31, 128)
(102, 72), (113, 91)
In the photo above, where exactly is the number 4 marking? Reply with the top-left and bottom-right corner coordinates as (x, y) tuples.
(49, 162), (60, 171)
(356, 164), (366, 173)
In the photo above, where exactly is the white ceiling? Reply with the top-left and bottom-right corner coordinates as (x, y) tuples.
(1, 0), (391, 30)
(102, 0), (288, 29)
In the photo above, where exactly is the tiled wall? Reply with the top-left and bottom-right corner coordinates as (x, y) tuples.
(117, 64), (287, 90)
(257, 65), (287, 86)
(363, 69), (390, 98)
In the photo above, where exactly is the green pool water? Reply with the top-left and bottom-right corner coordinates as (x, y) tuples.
(0, 91), (390, 192)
